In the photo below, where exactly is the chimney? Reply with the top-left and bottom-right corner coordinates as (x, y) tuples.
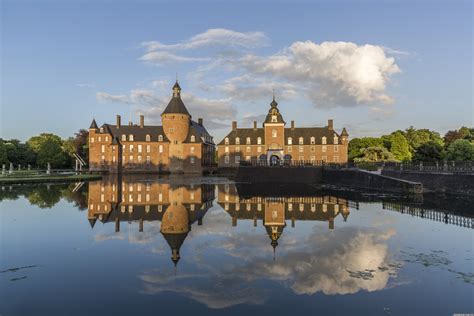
(128, 121), (132, 126)
(291, 120), (295, 129)
(232, 121), (237, 131)
(198, 118), (203, 125)
(139, 115), (144, 128)
(253, 121), (257, 129)
(116, 115), (121, 128)
(328, 119), (334, 130)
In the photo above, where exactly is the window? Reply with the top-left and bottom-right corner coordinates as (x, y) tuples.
(235, 156), (240, 163)
(287, 146), (292, 152)
(246, 146), (251, 152)
(146, 156), (151, 163)
(322, 136), (327, 144)
(138, 145), (142, 153)
(310, 156), (316, 162)
(272, 129), (277, 138)
(299, 146), (303, 152)
(246, 156), (251, 161)
(98, 136), (101, 142)
(129, 135), (134, 141)
(246, 137), (251, 144)
(101, 145), (105, 153)
(146, 135), (150, 142)
(112, 155), (116, 163)
(257, 146), (261, 153)
(334, 136), (339, 144)
(122, 135), (126, 141)
(235, 137), (240, 145)
(138, 155), (142, 162)
(288, 137), (292, 145)
(105, 136), (109, 142)
(191, 135), (195, 142)
(224, 156), (229, 164)
(257, 137), (262, 144)
(101, 155), (105, 161)
(122, 144), (125, 151)
(235, 146), (240, 152)
(90, 137), (94, 143)
(159, 145), (163, 153)
(299, 137), (304, 145)
(322, 145), (327, 153)
(225, 137), (229, 144)
(322, 156), (327, 162)
(225, 146), (229, 153)
(190, 146), (195, 153)
(122, 155), (125, 162)
(334, 146), (339, 153)
(129, 145), (134, 152)
(190, 157), (195, 164)
(129, 155), (134, 162)
(310, 137), (315, 144)
(158, 135), (163, 141)
(146, 145), (151, 153)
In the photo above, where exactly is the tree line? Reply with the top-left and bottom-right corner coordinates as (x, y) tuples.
(349, 126), (474, 162)
(0, 129), (89, 169)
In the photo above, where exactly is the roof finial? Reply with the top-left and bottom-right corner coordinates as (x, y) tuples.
(176, 72), (178, 82)
(272, 88), (275, 101)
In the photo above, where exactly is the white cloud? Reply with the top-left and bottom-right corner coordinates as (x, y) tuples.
(96, 92), (130, 104)
(142, 28), (269, 52)
(139, 51), (209, 65)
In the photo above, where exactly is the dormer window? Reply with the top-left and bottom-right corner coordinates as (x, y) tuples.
(334, 136), (339, 144)
(191, 135), (195, 142)
(100, 127), (104, 133)
(146, 135), (150, 142)
(257, 137), (262, 144)
(322, 136), (327, 145)
(271, 115), (277, 122)
(225, 137), (229, 144)
(129, 135), (134, 141)
(121, 135), (126, 141)
(246, 137), (251, 144)
(310, 137), (315, 144)
(299, 137), (304, 145)
(158, 135), (163, 141)
(235, 137), (240, 145)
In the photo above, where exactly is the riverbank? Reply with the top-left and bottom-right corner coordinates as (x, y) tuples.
(0, 173), (102, 184)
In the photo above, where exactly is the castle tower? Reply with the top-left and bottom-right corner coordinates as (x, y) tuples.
(263, 96), (286, 163)
(161, 81), (191, 173)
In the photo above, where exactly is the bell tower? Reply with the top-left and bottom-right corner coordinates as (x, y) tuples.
(263, 95), (286, 162)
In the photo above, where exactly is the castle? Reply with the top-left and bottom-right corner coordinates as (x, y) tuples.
(217, 97), (349, 167)
(88, 82), (215, 174)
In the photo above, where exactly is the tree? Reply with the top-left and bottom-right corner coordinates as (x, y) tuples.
(444, 130), (464, 147)
(383, 132), (411, 161)
(27, 133), (69, 168)
(404, 127), (443, 154)
(353, 146), (396, 162)
(445, 139), (474, 161)
(348, 137), (384, 161)
(413, 141), (444, 162)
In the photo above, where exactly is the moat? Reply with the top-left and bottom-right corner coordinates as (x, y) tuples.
(1, 176), (473, 315)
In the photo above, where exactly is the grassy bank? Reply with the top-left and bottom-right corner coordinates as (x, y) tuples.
(0, 173), (102, 184)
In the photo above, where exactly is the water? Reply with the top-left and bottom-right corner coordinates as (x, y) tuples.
(1, 175), (473, 316)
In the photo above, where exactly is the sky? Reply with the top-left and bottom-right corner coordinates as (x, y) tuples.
(1, 0), (473, 142)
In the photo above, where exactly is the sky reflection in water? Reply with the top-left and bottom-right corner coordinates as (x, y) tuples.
(0, 176), (473, 316)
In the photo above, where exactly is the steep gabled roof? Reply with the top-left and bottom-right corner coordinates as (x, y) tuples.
(218, 128), (265, 145)
(101, 124), (170, 142)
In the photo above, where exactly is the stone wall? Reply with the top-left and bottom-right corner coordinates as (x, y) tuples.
(382, 170), (474, 195)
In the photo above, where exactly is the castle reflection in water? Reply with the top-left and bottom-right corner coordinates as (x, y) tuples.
(87, 176), (350, 265)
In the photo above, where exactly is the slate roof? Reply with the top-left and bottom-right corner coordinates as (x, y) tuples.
(90, 119), (98, 129)
(162, 95), (190, 116)
(218, 127), (341, 145)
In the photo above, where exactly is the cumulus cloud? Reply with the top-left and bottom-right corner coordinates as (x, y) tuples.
(140, 51), (209, 65)
(234, 41), (401, 106)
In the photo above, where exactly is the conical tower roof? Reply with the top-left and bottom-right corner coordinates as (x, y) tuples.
(89, 119), (98, 129)
(162, 81), (190, 116)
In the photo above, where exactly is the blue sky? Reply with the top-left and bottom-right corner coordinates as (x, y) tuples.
(1, 0), (472, 141)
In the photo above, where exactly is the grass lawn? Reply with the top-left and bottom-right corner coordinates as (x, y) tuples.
(0, 173), (102, 184)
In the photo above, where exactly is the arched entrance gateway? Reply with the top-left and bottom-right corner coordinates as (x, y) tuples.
(266, 150), (284, 166)
(270, 155), (280, 166)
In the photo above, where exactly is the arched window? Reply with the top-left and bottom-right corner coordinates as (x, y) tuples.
(129, 134), (134, 141)
(191, 135), (195, 142)
(310, 137), (315, 144)
(235, 137), (240, 145)
(299, 137), (304, 145)
(288, 137), (292, 145)
(246, 137), (251, 144)
(322, 136), (327, 145)
(257, 137), (262, 144)
(158, 135), (163, 142)
(225, 137), (229, 145)
(146, 135), (150, 142)
(272, 129), (277, 137)
(334, 136), (339, 144)
(121, 135), (126, 141)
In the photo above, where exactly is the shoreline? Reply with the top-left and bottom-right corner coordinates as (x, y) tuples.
(0, 174), (102, 184)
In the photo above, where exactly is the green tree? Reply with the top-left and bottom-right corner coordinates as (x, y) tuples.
(383, 132), (411, 161)
(348, 137), (384, 161)
(444, 130), (464, 147)
(27, 133), (69, 168)
(404, 127), (443, 154)
(446, 139), (474, 161)
(413, 141), (444, 162)
(353, 146), (396, 162)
